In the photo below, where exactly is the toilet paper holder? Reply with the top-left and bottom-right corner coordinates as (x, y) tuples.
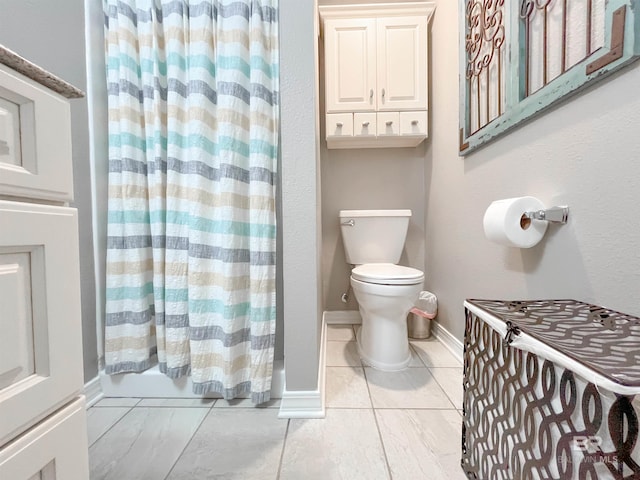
(524, 206), (569, 224)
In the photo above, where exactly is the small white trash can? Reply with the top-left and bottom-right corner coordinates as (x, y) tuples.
(407, 291), (437, 339)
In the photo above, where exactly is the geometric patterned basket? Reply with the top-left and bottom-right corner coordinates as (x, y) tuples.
(462, 299), (640, 480)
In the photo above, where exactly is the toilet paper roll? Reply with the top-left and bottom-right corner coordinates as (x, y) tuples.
(483, 196), (549, 248)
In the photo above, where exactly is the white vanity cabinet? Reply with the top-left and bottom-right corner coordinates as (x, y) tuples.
(320, 3), (435, 149)
(0, 52), (89, 479)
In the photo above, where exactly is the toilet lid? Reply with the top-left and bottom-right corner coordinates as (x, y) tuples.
(352, 263), (424, 285)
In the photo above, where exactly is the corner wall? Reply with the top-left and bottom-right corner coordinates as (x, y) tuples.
(0, 0), (99, 381)
(427, 0), (640, 341)
(280, 0), (323, 391)
(321, 146), (427, 311)
(318, 0), (427, 312)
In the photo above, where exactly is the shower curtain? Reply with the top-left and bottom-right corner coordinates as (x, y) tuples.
(104, 0), (279, 404)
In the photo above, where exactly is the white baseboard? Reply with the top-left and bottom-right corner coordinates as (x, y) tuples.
(278, 317), (327, 419)
(432, 321), (464, 364)
(84, 375), (104, 407)
(324, 310), (361, 325)
(277, 389), (325, 419)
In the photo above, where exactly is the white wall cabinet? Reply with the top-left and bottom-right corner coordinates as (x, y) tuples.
(320, 3), (435, 149)
(0, 55), (88, 478)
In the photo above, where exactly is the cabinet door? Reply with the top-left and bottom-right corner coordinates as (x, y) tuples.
(376, 16), (428, 111)
(0, 65), (73, 202)
(0, 397), (89, 480)
(324, 18), (377, 113)
(0, 201), (83, 446)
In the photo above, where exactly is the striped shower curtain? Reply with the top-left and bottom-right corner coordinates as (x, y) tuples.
(104, 0), (278, 404)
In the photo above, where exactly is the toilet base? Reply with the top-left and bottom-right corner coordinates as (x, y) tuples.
(356, 327), (411, 372)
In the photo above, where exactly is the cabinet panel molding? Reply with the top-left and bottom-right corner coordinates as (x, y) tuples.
(0, 65), (73, 202)
(376, 16), (428, 111)
(0, 202), (83, 447)
(0, 252), (35, 392)
(0, 397), (89, 480)
(324, 18), (376, 113)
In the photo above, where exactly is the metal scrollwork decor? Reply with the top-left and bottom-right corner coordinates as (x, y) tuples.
(459, 0), (640, 154)
(462, 304), (640, 479)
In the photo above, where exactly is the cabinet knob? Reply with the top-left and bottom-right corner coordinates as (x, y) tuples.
(336, 122), (343, 127)
(362, 121), (370, 127)
(386, 120), (393, 126)
(411, 120), (419, 126)
(382, 88), (386, 99)
(369, 89), (374, 100)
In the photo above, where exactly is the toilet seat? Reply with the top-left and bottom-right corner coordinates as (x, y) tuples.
(352, 263), (424, 285)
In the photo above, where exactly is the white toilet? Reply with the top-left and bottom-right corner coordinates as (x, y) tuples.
(339, 209), (424, 371)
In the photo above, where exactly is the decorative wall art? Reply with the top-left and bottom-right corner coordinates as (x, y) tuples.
(459, 0), (640, 154)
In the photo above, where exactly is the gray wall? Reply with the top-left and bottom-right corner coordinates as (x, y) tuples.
(319, 0), (427, 312)
(85, 0), (109, 370)
(280, 0), (323, 391)
(321, 146), (426, 311)
(0, 0), (99, 381)
(426, 0), (640, 341)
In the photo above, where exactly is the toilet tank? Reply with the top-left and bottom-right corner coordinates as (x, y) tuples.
(339, 209), (411, 265)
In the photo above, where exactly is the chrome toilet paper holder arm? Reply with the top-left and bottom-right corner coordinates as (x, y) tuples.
(524, 206), (569, 224)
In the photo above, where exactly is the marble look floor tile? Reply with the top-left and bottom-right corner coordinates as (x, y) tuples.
(93, 397), (141, 407)
(279, 409), (390, 480)
(411, 339), (462, 367)
(213, 398), (281, 408)
(376, 409), (467, 480)
(430, 367), (464, 409)
(86, 407), (131, 446)
(325, 367), (371, 408)
(136, 398), (216, 408)
(365, 367), (454, 409)
(326, 341), (362, 367)
(166, 408), (287, 480)
(326, 324), (356, 341)
(89, 407), (208, 480)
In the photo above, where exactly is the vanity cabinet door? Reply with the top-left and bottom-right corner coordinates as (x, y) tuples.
(0, 201), (83, 446)
(376, 16), (428, 112)
(0, 397), (89, 480)
(324, 18), (377, 113)
(0, 65), (73, 202)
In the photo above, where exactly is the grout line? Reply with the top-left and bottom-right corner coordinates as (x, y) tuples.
(325, 406), (375, 410)
(87, 406), (135, 448)
(93, 398), (142, 408)
(427, 367), (459, 410)
(275, 419), (291, 480)
(162, 407), (212, 480)
(369, 406), (459, 410)
(408, 344), (426, 367)
(362, 367), (393, 480)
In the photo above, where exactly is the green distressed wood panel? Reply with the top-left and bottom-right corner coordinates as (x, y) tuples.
(459, 0), (640, 155)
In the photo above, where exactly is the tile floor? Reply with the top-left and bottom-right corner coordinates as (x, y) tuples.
(88, 324), (466, 480)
